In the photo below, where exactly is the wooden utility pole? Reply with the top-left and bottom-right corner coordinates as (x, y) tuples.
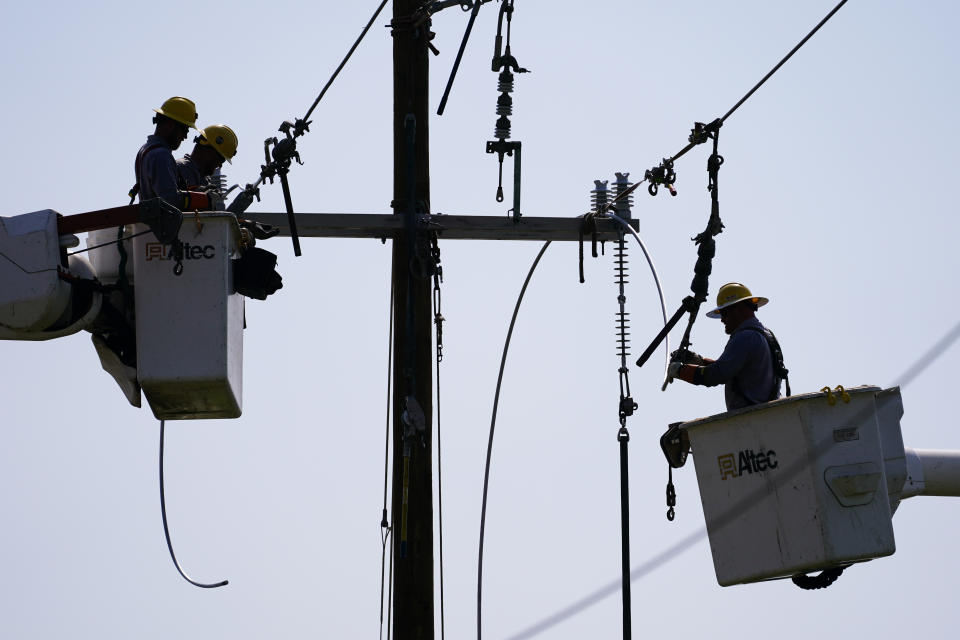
(246, 208), (633, 637)
(390, 0), (434, 637)
(246, 4), (636, 632)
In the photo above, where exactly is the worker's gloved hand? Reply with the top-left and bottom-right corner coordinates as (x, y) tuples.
(660, 360), (685, 391)
(662, 360), (684, 391)
(666, 361), (683, 381)
(670, 348), (705, 366)
(208, 189), (226, 211)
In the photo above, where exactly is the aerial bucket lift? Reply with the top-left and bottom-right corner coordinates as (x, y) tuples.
(0, 205), (246, 420)
(133, 213), (245, 419)
(664, 385), (960, 587)
(0, 210), (102, 341)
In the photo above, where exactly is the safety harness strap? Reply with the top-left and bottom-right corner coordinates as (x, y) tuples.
(130, 142), (166, 204)
(739, 325), (791, 399)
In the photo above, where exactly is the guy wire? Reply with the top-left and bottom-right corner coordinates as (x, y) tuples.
(380, 269), (395, 640)
(434, 279), (447, 640)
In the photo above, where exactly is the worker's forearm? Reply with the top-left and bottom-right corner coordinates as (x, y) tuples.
(679, 364), (712, 385)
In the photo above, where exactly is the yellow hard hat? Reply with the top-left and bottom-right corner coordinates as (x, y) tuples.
(154, 96), (198, 129)
(197, 124), (238, 163)
(705, 282), (768, 318)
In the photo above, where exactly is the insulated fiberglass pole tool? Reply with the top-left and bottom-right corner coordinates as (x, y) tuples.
(258, 121), (308, 257)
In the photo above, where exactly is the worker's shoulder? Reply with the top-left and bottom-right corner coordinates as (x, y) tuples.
(140, 143), (174, 170)
(731, 321), (770, 345)
(142, 144), (172, 158)
(138, 136), (172, 158)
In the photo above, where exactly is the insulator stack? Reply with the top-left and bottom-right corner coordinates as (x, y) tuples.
(494, 70), (514, 140)
(497, 69), (514, 93)
(615, 239), (630, 359)
(613, 172), (633, 219)
(614, 236), (630, 285)
(496, 93), (513, 116)
(494, 118), (511, 140)
(616, 311), (631, 359)
(591, 179), (610, 212)
(209, 172), (228, 194)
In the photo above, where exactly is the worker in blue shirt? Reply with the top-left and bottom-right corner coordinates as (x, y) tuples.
(176, 124), (239, 192)
(667, 282), (787, 411)
(134, 97), (211, 211)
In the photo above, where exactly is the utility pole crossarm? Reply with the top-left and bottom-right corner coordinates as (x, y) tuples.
(243, 212), (637, 241)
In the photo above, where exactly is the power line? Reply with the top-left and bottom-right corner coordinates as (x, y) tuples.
(599, 0), (851, 215)
(720, 0), (849, 125)
(667, 0), (850, 168)
(302, 0), (390, 123)
(894, 318), (960, 389)
(477, 214), (669, 639)
(379, 273), (395, 640)
(503, 3), (857, 633)
(478, 241), (552, 640)
(67, 229), (151, 256)
(158, 420), (228, 590)
(505, 529), (704, 640)
(505, 315), (960, 639)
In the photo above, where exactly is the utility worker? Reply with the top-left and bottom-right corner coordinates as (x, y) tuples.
(666, 282), (788, 411)
(133, 97), (211, 210)
(172, 123), (281, 298)
(177, 124), (279, 244)
(176, 124), (238, 191)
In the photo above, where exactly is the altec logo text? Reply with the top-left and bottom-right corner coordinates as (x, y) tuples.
(145, 242), (215, 261)
(718, 449), (778, 480)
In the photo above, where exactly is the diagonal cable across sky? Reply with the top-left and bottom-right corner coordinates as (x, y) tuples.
(505, 315), (960, 640)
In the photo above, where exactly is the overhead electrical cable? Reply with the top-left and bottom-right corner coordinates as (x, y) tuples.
(494, 1), (856, 633)
(434, 278), (447, 640)
(477, 216), (669, 639)
(303, 0), (390, 124)
(477, 240), (551, 640)
(895, 319), (960, 388)
(657, 0), (850, 173)
(505, 314), (960, 640)
(380, 274), (395, 640)
(68, 229), (151, 256)
(589, 0), (850, 219)
(237, 0), (391, 206)
(383, 276), (395, 527)
(379, 527), (393, 640)
(718, 0), (849, 126)
(158, 420), (228, 589)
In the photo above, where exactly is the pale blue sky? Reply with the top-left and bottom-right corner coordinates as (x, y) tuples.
(2, 1), (959, 638)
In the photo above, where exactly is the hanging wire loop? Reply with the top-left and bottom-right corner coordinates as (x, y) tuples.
(158, 420), (228, 589)
(478, 241), (551, 640)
